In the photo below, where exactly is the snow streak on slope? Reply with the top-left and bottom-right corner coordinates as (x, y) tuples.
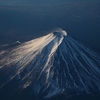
(0, 29), (100, 100)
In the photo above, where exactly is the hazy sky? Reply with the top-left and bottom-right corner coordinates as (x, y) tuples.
(0, 0), (99, 6)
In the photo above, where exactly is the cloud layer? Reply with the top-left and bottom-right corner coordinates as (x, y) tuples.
(0, 0), (98, 6)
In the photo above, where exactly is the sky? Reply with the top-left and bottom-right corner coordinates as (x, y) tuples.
(0, 0), (99, 6)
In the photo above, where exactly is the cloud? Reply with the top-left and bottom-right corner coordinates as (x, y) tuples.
(0, 0), (67, 6)
(0, 0), (96, 6)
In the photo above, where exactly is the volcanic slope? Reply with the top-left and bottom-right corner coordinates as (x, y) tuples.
(0, 29), (100, 100)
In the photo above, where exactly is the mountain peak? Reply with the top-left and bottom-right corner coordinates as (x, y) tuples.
(53, 29), (67, 37)
(0, 29), (100, 100)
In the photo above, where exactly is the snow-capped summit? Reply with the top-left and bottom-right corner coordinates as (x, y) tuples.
(53, 28), (67, 37)
(0, 29), (100, 100)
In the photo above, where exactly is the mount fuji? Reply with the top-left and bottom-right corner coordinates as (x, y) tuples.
(0, 29), (100, 100)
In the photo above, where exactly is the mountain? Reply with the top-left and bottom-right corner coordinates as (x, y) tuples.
(0, 29), (100, 100)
